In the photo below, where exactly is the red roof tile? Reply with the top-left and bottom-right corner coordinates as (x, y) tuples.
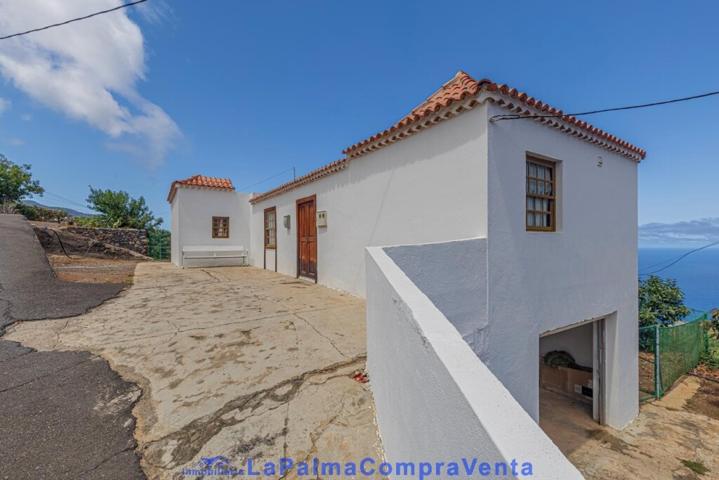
(343, 71), (646, 161)
(167, 175), (235, 202)
(250, 71), (646, 204)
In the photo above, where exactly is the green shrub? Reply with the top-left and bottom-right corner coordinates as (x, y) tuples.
(16, 203), (68, 222)
(639, 275), (690, 326)
(710, 308), (719, 337)
(701, 333), (719, 370)
(72, 215), (105, 228)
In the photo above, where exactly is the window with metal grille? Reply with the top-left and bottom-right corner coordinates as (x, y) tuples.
(526, 157), (556, 231)
(212, 216), (230, 238)
(264, 208), (276, 249)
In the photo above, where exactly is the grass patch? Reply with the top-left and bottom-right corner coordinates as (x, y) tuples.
(681, 459), (710, 476)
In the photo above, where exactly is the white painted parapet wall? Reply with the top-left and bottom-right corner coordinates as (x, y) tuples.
(366, 245), (583, 480)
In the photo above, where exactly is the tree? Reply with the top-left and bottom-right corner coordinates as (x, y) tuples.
(0, 154), (44, 205)
(710, 308), (719, 337)
(83, 186), (162, 230)
(639, 275), (690, 327)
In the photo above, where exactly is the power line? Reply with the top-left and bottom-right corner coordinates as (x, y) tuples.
(0, 0), (148, 41)
(41, 191), (92, 211)
(237, 167), (296, 192)
(491, 89), (719, 122)
(639, 240), (719, 277)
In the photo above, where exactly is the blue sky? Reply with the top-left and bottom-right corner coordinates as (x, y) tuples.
(0, 0), (717, 244)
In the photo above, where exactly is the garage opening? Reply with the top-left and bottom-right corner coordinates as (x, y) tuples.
(538, 319), (606, 454)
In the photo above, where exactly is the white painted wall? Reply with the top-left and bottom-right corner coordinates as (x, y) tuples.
(539, 322), (594, 368)
(250, 105), (489, 296)
(366, 246), (583, 479)
(484, 103), (639, 428)
(170, 187), (251, 267)
(384, 238), (487, 354)
(171, 195), (180, 265)
(171, 96), (639, 430)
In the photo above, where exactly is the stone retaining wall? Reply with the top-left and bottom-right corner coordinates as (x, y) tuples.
(64, 227), (148, 256)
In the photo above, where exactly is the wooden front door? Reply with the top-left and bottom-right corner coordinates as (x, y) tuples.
(296, 195), (317, 280)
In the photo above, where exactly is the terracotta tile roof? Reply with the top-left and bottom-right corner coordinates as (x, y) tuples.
(343, 71), (646, 161)
(250, 159), (347, 204)
(251, 71), (645, 204)
(167, 175), (235, 202)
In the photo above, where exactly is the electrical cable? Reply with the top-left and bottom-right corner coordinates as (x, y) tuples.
(491, 90), (719, 122)
(0, 0), (148, 41)
(639, 240), (719, 276)
(238, 168), (296, 191)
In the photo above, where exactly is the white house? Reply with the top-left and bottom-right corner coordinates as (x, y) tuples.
(168, 71), (643, 435)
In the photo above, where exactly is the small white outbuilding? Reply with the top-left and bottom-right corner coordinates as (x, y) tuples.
(168, 175), (251, 268)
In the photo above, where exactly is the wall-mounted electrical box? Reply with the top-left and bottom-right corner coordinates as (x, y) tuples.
(283, 215), (291, 229)
(316, 210), (327, 227)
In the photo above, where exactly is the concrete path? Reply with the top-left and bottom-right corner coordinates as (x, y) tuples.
(0, 214), (143, 479)
(7, 263), (383, 479)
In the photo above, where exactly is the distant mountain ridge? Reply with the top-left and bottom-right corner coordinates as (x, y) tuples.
(639, 217), (719, 247)
(22, 200), (95, 218)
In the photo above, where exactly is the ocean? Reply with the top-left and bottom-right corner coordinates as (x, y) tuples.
(638, 247), (719, 314)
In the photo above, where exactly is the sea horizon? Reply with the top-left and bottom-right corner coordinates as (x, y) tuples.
(638, 245), (719, 314)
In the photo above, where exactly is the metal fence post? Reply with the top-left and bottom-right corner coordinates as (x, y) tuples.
(654, 324), (662, 399)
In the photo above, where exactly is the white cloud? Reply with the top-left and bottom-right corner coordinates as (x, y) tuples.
(640, 218), (719, 245)
(0, 0), (179, 166)
(0, 97), (10, 114)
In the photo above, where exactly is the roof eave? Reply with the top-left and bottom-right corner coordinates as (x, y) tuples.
(344, 86), (646, 162)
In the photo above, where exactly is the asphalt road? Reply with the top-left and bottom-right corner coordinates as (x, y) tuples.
(0, 215), (123, 333)
(0, 215), (144, 479)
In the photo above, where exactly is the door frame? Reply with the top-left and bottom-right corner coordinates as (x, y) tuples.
(540, 314), (608, 425)
(295, 194), (317, 282)
(593, 318), (607, 424)
(263, 206), (277, 272)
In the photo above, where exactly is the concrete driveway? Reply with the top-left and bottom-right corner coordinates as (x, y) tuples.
(6, 263), (383, 479)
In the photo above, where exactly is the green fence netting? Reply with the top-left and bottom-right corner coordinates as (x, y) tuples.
(658, 320), (707, 396)
(147, 230), (171, 261)
(639, 316), (710, 401)
(638, 325), (657, 401)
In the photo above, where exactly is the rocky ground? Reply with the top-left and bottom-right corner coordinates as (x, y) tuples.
(47, 254), (141, 284)
(541, 376), (719, 479)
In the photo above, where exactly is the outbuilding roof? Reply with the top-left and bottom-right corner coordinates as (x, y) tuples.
(167, 175), (235, 203)
(247, 70), (645, 204)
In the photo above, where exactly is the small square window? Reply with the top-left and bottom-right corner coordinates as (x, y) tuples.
(212, 216), (230, 238)
(526, 157), (556, 232)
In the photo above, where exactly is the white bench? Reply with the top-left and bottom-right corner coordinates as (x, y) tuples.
(182, 245), (248, 268)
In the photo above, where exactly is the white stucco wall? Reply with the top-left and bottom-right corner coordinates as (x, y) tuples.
(250, 105), (489, 296)
(366, 246), (583, 479)
(171, 196), (180, 265)
(384, 238), (487, 354)
(484, 103), (639, 428)
(539, 322), (594, 368)
(170, 188), (251, 267)
(170, 96), (639, 430)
